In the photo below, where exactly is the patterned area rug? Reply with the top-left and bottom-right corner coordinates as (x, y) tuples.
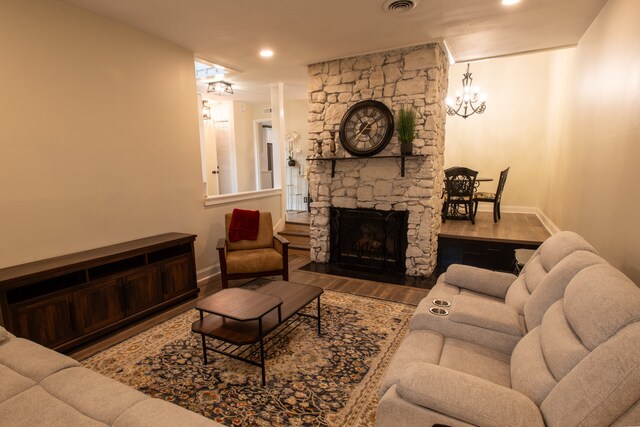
(82, 289), (413, 426)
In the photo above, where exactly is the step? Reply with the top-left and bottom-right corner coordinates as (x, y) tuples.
(283, 221), (310, 233)
(288, 244), (310, 257)
(278, 231), (310, 247)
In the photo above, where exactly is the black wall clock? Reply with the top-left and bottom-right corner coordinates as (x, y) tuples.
(338, 100), (394, 157)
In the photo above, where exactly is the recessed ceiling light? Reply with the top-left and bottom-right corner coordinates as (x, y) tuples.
(259, 49), (274, 58)
(502, 0), (521, 5)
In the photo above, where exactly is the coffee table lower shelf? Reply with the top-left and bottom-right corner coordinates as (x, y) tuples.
(191, 281), (323, 385)
(192, 312), (311, 383)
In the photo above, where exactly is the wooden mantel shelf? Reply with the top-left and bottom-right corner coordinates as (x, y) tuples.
(306, 154), (425, 177)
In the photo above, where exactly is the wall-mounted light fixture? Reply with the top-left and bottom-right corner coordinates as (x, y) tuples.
(207, 81), (234, 96)
(445, 64), (487, 119)
(202, 100), (211, 120)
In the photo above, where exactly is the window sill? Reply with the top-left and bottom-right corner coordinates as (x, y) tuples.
(204, 188), (282, 207)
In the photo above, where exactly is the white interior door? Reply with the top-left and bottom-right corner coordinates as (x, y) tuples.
(260, 125), (273, 189)
(204, 120), (219, 195)
(215, 120), (233, 194)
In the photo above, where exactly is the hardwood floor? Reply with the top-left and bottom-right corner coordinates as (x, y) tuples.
(440, 211), (550, 245)
(69, 253), (426, 360)
(286, 210), (310, 223)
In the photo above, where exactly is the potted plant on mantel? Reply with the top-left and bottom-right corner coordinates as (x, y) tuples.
(397, 106), (416, 155)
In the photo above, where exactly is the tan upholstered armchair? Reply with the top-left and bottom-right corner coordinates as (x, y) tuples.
(216, 212), (289, 289)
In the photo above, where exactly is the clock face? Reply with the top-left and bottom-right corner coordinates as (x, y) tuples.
(339, 100), (394, 157)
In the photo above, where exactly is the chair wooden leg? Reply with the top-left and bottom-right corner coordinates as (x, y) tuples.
(221, 276), (228, 289)
(493, 202), (498, 223)
(442, 202), (448, 223)
(497, 202), (502, 220)
(473, 200), (479, 218)
(469, 202), (475, 224)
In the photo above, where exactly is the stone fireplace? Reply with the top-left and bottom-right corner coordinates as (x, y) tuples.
(307, 44), (448, 276)
(330, 207), (408, 271)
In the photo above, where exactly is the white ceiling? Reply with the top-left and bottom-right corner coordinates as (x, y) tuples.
(62, 0), (607, 102)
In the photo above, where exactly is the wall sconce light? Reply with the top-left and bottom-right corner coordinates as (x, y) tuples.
(207, 81), (234, 96)
(445, 63), (487, 119)
(202, 100), (211, 120)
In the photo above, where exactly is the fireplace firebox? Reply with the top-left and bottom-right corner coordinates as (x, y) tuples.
(330, 207), (408, 272)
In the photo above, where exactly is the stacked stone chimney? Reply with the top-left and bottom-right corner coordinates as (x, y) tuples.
(307, 44), (448, 276)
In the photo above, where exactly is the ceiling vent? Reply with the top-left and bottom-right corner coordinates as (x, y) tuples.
(383, 0), (418, 13)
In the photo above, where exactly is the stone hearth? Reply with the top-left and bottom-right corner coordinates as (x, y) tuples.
(307, 44), (448, 276)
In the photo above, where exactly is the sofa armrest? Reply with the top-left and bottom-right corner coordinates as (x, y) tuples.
(449, 295), (525, 336)
(397, 363), (544, 427)
(445, 264), (517, 299)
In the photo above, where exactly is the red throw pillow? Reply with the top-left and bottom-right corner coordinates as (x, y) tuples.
(228, 209), (260, 242)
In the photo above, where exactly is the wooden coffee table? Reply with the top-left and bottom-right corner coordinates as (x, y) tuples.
(191, 281), (323, 385)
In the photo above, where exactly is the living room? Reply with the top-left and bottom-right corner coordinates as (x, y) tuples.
(1, 0), (639, 425)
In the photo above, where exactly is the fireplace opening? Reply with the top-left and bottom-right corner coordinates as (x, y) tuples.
(330, 207), (408, 272)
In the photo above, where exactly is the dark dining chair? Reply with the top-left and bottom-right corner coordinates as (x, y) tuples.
(473, 167), (510, 223)
(442, 166), (478, 224)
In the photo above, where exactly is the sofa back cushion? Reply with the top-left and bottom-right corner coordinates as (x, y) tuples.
(225, 212), (274, 251)
(523, 251), (605, 331)
(511, 264), (640, 426)
(505, 231), (596, 315)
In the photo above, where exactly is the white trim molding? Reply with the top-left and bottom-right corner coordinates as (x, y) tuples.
(204, 188), (282, 207)
(534, 208), (561, 235)
(197, 264), (219, 284)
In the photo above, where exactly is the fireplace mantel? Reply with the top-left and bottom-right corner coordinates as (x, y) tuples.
(307, 154), (425, 178)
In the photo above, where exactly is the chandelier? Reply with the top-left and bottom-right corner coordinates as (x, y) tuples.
(446, 64), (487, 119)
(207, 81), (233, 96)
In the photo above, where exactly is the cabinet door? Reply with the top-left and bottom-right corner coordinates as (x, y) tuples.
(123, 268), (163, 316)
(162, 255), (196, 300)
(73, 278), (125, 335)
(10, 294), (75, 348)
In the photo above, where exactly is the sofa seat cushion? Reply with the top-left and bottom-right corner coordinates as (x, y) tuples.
(380, 329), (511, 399)
(225, 248), (282, 274)
(0, 337), (79, 382)
(40, 367), (148, 425)
(114, 398), (219, 427)
(0, 326), (8, 343)
(0, 364), (36, 404)
(439, 337), (511, 388)
(0, 386), (108, 427)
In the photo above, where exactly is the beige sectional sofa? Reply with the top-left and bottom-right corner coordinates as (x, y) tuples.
(0, 329), (222, 427)
(378, 232), (640, 426)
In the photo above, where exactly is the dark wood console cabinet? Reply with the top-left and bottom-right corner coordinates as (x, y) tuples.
(0, 233), (198, 352)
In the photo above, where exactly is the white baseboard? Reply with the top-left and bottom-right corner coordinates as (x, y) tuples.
(534, 208), (561, 235)
(196, 264), (220, 284)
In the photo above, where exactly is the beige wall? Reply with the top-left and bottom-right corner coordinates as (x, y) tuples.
(444, 50), (571, 206)
(0, 0), (281, 271)
(444, 0), (640, 284)
(540, 0), (640, 284)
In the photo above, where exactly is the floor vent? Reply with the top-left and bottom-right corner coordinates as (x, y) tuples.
(383, 0), (418, 13)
